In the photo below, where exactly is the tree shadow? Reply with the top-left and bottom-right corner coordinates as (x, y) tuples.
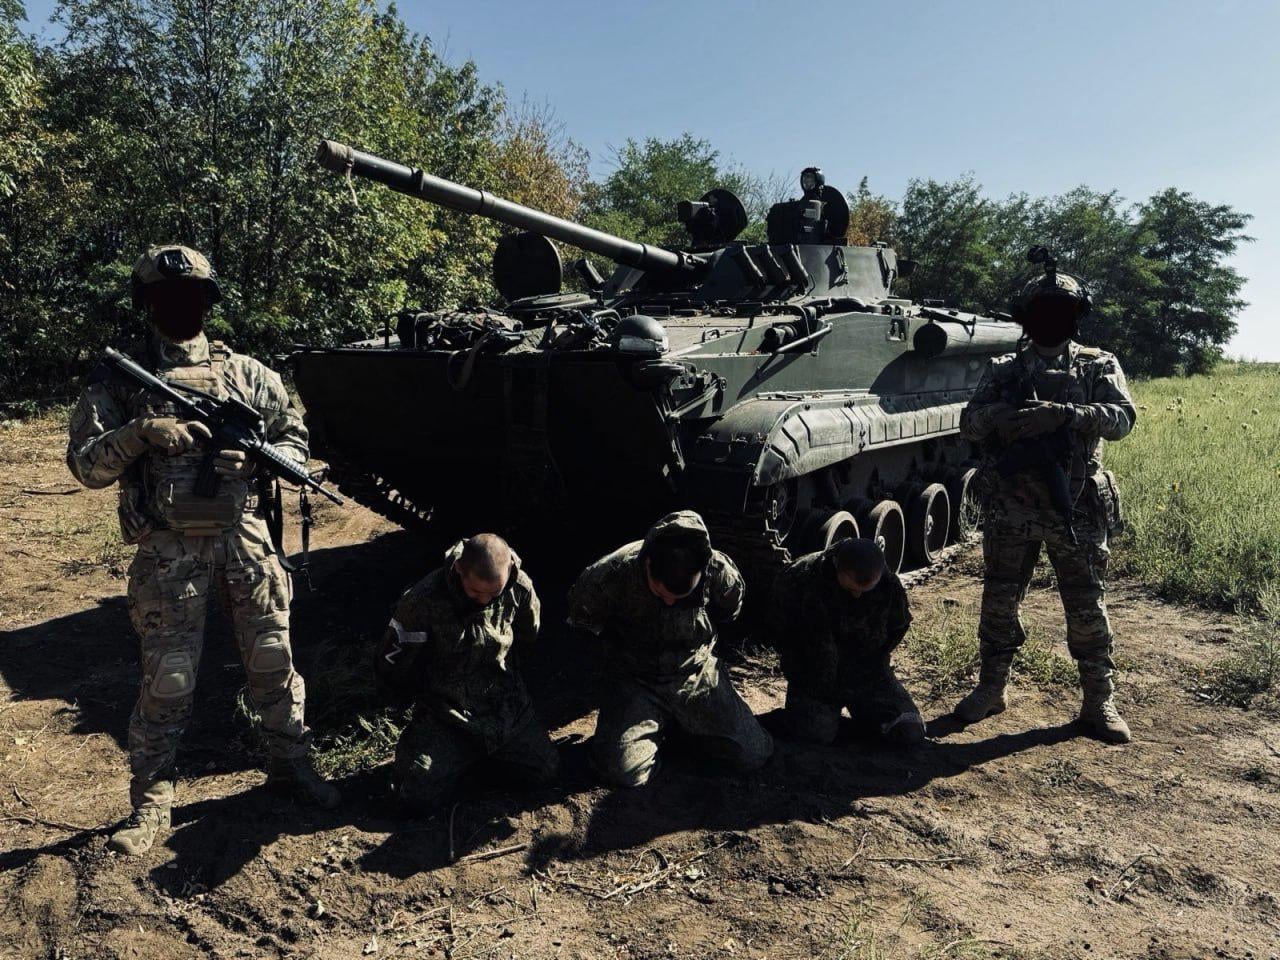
(0, 824), (106, 874)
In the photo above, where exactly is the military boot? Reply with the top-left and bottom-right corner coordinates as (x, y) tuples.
(108, 780), (173, 856)
(953, 661), (1010, 724)
(267, 754), (341, 809)
(1078, 676), (1131, 744)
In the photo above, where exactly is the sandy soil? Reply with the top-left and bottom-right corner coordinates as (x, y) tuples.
(2, 414), (1278, 960)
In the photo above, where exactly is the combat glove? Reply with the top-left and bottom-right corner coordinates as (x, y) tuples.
(1000, 401), (1073, 442)
(133, 416), (212, 455)
(212, 449), (255, 478)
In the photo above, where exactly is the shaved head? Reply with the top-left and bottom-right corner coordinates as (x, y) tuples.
(458, 533), (511, 585)
(834, 538), (885, 586)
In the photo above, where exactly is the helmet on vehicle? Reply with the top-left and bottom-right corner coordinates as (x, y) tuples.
(130, 245), (222, 310)
(611, 313), (669, 358)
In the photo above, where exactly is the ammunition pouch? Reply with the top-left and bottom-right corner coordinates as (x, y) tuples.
(1091, 470), (1125, 535)
(146, 450), (251, 533)
(117, 469), (155, 545)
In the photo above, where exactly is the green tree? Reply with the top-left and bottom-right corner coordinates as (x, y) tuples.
(894, 174), (999, 310)
(1128, 189), (1250, 375)
(0, 0), (40, 199)
(584, 134), (724, 248)
(845, 177), (897, 247)
(582, 134), (773, 250)
(0, 0), (518, 399)
(891, 176), (1250, 377)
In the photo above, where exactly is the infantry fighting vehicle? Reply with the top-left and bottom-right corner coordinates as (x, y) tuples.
(293, 140), (1022, 587)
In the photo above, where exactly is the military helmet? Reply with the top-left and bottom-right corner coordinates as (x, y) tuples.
(611, 313), (669, 357)
(1010, 245), (1092, 322)
(130, 245), (222, 309)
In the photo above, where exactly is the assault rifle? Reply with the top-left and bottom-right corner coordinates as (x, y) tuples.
(103, 347), (343, 506)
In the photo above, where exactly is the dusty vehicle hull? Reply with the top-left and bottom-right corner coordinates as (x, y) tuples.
(295, 304), (1016, 584)
(297, 140), (1022, 585)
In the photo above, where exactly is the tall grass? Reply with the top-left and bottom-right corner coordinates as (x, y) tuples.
(1106, 362), (1280, 613)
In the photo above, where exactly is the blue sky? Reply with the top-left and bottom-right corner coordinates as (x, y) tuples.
(21, 0), (1280, 359)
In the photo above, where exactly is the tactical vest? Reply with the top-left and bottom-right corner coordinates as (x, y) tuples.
(124, 341), (254, 536)
(986, 345), (1111, 508)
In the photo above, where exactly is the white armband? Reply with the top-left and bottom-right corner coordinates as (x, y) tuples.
(390, 618), (428, 644)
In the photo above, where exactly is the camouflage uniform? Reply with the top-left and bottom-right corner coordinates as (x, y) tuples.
(67, 331), (313, 812)
(379, 542), (558, 811)
(568, 511), (773, 787)
(771, 545), (921, 745)
(959, 341), (1135, 726)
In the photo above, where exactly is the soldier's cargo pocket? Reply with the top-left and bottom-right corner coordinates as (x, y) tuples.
(126, 556), (159, 636)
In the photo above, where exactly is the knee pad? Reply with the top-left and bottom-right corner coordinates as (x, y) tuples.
(247, 633), (292, 675)
(149, 650), (195, 699)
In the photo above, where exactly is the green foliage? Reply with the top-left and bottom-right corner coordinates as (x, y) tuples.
(0, 1), (41, 199)
(0, 3), (1256, 398)
(903, 597), (979, 697)
(1107, 362), (1280, 611)
(0, 0), (593, 400)
(905, 594), (1076, 696)
(893, 176), (1250, 378)
(584, 134), (726, 248)
(314, 710), (403, 778)
(896, 174), (1000, 311)
(582, 133), (783, 251)
(845, 177), (897, 247)
(1128, 189), (1251, 375)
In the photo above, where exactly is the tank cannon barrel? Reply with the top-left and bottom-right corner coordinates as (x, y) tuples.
(317, 139), (698, 273)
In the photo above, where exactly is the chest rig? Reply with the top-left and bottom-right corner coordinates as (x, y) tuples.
(126, 341), (254, 535)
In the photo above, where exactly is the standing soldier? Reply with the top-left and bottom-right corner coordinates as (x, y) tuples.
(375, 534), (560, 811)
(954, 248), (1136, 743)
(772, 538), (925, 746)
(67, 245), (339, 856)
(569, 511), (774, 787)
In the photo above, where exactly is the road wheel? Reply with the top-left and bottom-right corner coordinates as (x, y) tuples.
(795, 509), (858, 556)
(947, 465), (982, 543)
(907, 482), (951, 566)
(861, 500), (905, 574)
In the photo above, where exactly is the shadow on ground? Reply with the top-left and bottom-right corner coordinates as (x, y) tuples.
(1, 526), (1084, 890)
(0, 531), (425, 761)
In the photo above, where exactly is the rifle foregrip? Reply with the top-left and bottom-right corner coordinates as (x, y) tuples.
(251, 442), (343, 503)
(254, 441), (310, 483)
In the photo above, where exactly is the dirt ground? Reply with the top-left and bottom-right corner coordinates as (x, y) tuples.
(2, 414), (1279, 960)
